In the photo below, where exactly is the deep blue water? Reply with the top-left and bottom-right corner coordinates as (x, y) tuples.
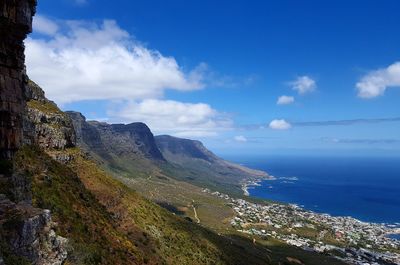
(388, 234), (400, 240)
(232, 156), (400, 224)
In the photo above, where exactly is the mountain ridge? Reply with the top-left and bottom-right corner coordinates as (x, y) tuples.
(67, 111), (268, 195)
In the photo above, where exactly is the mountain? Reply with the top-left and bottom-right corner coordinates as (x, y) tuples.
(67, 111), (164, 177)
(155, 135), (268, 194)
(155, 135), (218, 162)
(67, 114), (268, 195)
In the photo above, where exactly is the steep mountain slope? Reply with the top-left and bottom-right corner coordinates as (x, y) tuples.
(67, 111), (163, 177)
(67, 115), (268, 195)
(156, 135), (268, 195)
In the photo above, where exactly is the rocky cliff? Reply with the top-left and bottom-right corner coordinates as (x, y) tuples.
(24, 80), (76, 151)
(0, 1), (67, 264)
(0, 0), (36, 159)
(67, 111), (165, 176)
(67, 111), (163, 161)
(156, 135), (219, 162)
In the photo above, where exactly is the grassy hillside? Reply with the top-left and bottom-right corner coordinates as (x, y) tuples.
(15, 146), (281, 264)
(14, 147), (145, 265)
(15, 146), (346, 265)
(67, 148), (275, 265)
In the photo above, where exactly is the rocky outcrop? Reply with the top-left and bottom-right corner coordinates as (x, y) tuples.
(24, 80), (76, 150)
(65, 111), (107, 153)
(156, 135), (218, 162)
(110, 123), (165, 160)
(67, 111), (165, 161)
(0, 195), (67, 265)
(0, 0), (36, 159)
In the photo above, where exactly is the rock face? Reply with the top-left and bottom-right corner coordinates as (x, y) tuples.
(24, 80), (76, 150)
(67, 111), (165, 161)
(156, 135), (218, 162)
(0, 195), (67, 265)
(109, 123), (165, 160)
(0, 0), (36, 159)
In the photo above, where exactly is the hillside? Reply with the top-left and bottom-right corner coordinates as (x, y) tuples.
(156, 135), (268, 194)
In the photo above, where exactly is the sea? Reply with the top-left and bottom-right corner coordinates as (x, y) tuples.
(229, 155), (400, 224)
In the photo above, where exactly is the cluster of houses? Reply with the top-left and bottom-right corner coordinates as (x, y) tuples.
(203, 188), (400, 265)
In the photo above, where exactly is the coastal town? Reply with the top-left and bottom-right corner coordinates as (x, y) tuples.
(203, 185), (400, 265)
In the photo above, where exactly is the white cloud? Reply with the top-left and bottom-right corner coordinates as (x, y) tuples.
(109, 99), (232, 137)
(269, 119), (291, 130)
(356, 62), (400, 98)
(32, 15), (59, 36)
(290, 76), (316, 94)
(277, 95), (294, 105)
(26, 19), (204, 104)
(234, 135), (247, 142)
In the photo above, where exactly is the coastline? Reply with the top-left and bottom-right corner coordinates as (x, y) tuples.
(241, 174), (276, 196)
(242, 178), (400, 240)
(241, 160), (400, 225)
(203, 186), (400, 265)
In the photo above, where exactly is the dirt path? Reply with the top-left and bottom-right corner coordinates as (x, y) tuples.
(191, 200), (201, 224)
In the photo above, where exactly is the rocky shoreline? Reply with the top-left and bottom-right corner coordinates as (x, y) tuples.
(241, 175), (276, 196)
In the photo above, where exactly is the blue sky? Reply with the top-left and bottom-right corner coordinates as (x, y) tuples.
(27, 0), (400, 156)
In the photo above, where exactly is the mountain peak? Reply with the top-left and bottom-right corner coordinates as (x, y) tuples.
(67, 114), (165, 162)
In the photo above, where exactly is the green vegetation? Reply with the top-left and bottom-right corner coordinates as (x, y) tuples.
(27, 100), (64, 116)
(0, 241), (30, 265)
(13, 146), (276, 264)
(69, 149), (274, 265)
(14, 146), (143, 265)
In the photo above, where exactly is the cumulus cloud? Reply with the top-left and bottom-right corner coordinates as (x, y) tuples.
(277, 95), (294, 105)
(269, 119), (291, 130)
(32, 15), (59, 36)
(290, 76), (316, 94)
(109, 99), (232, 137)
(26, 18), (204, 104)
(356, 62), (400, 98)
(234, 135), (247, 142)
